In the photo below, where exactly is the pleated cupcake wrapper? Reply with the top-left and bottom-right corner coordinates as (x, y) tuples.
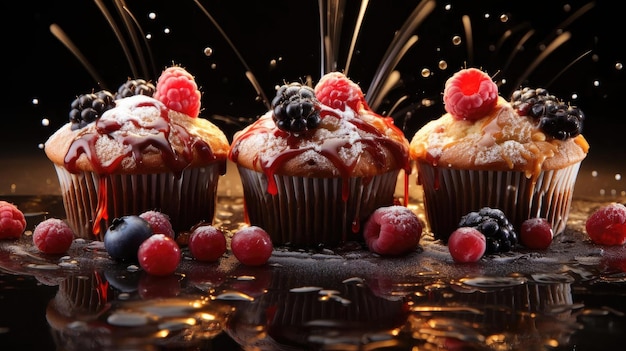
(416, 161), (581, 242)
(54, 273), (107, 317)
(237, 167), (399, 247)
(54, 164), (221, 239)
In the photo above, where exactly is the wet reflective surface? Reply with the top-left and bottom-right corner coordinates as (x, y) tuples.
(2, 183), (626, 350)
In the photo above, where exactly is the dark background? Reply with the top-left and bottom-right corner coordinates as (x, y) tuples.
(3, 0), (624, 157)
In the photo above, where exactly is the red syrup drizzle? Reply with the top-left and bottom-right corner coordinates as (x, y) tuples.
(63, 98), (220, 238)
(229, 106), (411, 233)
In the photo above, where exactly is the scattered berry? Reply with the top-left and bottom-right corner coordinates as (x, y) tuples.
(231, 226), (273, 266)
(443, 68), (499, 121)
(448, 227), (486, 263)
(188, 225), (227, 262)
(519, 218), (553, 249)
(32, 218), (74, 254)
(116, 78), (156, 99)
(138, 234), (181, 276)
(153, 66), (201, 117)
(585, 203), (626, 246)
(104, 215), (154, 262)
(458, 207), (518, 254)
(363, 206), (422, 256)
(511, 87), (584, 140)
(139, 210), (175, 239)
(271, 82), (321, 133)
(314, 71), (366, 112)
(69, 90), (115, 130)
(0, 201), (26, 240)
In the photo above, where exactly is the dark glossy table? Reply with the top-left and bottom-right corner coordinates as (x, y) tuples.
(1, 150), (626, 350)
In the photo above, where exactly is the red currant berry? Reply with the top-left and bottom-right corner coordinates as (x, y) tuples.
(363, 206), (422, 256)
(188, 225), (227, 262)
(231, 226), (273, 266)
(138, 234), (181, 276)
(33, 218), (75, 254)
(448, 227), (486, 263)
(585, 203), (626, 246)
(520, 218), (553, 249)
(139, 210), (175, 239)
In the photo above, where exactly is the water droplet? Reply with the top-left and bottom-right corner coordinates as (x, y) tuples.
(444, 4), (452, 11)
(615, 174), (622, 181)
(483, 13), (490, 19)
(616, 62), (623, 70)
(148, 12), (156, 20)
(204, 47), (213, 56)
(563, 4), (572, 12)
(163, 27), (170, 34)
(41, 118), (49, 126)
(210, 63), (217, 69)
(146, 33), (152, 40)
(452, 36), (462, 45)
(38, 143), (44, 149)
(593, 80), (600, 87)
(600, 189), (606, 196)
(421, 68), (431, 77)
(571, 93), (578, 100)
(500, 14), (508, 22)
(32, 98), (39, 105)
(591, 170), (598, 177)
(438, 60), (448, 70)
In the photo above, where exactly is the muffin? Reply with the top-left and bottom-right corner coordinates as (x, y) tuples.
(409, 68), (589, 244)
(45, 66), (229, 239)
(229, 72), (411, 248)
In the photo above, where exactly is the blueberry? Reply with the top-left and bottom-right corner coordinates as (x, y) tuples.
(104, 215), (153, 262)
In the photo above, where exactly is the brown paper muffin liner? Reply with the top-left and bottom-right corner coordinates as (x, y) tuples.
(416, 161), (582, 242)
(237, 166), (399, 247)
(54, 164), (222, 239)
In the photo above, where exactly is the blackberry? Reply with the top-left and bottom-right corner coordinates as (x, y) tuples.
(116, 78), (156, 99)
(510, 87), (584, 140)
(271, 83), (321, 133)
(458, 207), (518, 254)
(69, 90), (115, 130)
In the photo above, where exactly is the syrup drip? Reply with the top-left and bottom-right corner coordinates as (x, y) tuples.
(230, 104), (411, 234)
(63, 97), (220, 237)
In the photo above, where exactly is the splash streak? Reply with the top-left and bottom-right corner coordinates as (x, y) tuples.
(512, 31), (572, 90)
(462, 15), (473, 66)
(194, 0), (270, 110)
(49, 24), (105, 87)
(366, 0), (436, 110)
(344, 0), (369, 76)
(93, 0), (139, 79)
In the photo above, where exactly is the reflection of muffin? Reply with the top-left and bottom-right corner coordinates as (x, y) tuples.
(409, 68), (588, 242)
(224, 265), (409, 350)
(229, 72), (411, 248)
(45, 66), (229, 239)
(407, 275), (577, 350)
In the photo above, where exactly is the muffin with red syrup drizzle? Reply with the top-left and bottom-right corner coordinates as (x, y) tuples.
(44, 66), (229, 239)
(409, 67), (589, 244)
(229, 72), (411, 248)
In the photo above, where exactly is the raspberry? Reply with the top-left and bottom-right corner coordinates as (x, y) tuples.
(32, 218), (75, 254)
(153, 66), (201, 117)
(519, 218), (553, 249)
(139, 210), (175, 239)
(362, 206), (422, 256)
(314, 72), (367, 111)
(230, 226), (273, 266)
(138, 234), (181, 276)
(0, 201), (26, 239)
(188, 225), (227, 262)
(443, 68), (499, 121)
(448, 227), (486, 263)
(585, 203), (626, 246)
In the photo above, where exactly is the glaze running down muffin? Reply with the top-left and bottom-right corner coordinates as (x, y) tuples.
(410, 68), (589, 245)
(229, 72), (411, 248)
(45, 66), (230, 239)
